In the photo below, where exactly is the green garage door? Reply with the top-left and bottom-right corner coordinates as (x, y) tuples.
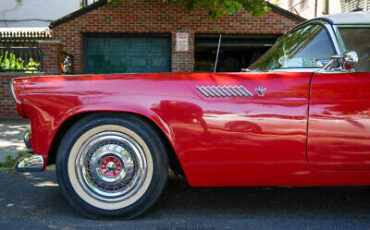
(84, 34), (171, 74)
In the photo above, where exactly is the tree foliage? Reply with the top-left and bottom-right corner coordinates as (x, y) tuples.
(107, 0), (269, 18)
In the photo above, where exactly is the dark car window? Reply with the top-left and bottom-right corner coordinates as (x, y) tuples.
(250, 24), (335, 71)
(339, 27), (370, 72)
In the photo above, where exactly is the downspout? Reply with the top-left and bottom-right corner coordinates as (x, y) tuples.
(314, 0), (318, 17)
(322, 0), (329, 15)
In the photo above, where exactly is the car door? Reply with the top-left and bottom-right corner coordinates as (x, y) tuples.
(160, 71), (312, 186)
(307, 25), (370, 170)
(308, 72), (370, 170)
(173, 23), (339, 186)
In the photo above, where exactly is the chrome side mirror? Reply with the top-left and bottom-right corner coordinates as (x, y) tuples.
(323, 51), (359, 71)
(323, 55), (342, 71)
(343, 51), (358, 69)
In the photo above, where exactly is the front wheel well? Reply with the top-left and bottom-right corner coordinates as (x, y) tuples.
(47, 111), (185, 176)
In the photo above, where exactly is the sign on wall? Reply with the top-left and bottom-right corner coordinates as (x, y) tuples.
(176, 32), (189, 52)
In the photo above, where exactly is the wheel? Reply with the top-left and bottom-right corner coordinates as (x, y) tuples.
(56, 113), (168, 219)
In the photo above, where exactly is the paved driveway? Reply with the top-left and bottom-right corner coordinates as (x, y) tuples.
(0, 120), (29, 162)
(0, 169), (369, 230)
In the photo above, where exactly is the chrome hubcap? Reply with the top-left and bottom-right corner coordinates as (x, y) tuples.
(101, 157), (120, 178)
(75, 131), (147, 202)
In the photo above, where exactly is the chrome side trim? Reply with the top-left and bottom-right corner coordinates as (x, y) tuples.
(195, 86), (210, 97)
(324, 23), (342, 55)
(223, 86), (237, 96)
(196, 86), (254, 97)
(332, 25), (346, 54)
(211, 86), (226, 97)
(238, 86), (254, 97)
(16, 154), (44, 172)
(10, 79), (21, 104)
(206, 86), (219, 97)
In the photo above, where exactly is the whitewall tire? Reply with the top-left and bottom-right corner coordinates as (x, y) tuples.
(56, 113), (168, 219)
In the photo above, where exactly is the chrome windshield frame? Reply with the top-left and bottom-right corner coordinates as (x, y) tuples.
(248, 19), (344, 72)
(279, 19), (343, 56)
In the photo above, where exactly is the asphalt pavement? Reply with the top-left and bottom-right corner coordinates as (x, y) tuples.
(0, 169), (369, 230)
(0, 119), (29, 162)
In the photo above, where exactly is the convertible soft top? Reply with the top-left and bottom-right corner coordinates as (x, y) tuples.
(318, 11), (370, 25)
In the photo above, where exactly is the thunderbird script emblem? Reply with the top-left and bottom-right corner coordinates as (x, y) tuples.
(255, 86), (266, 97)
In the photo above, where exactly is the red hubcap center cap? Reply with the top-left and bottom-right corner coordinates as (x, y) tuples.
(100, 157), (122, 177)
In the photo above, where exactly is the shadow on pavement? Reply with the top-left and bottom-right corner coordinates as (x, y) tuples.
(0, 169), (369, 230)
(0, 120), (30, 162)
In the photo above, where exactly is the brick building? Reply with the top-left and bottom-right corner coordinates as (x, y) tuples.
(1, 0), (304, 119)
(340, 0), (369, 12)
(50, 0), (304, 74)
(0, 31), (62, 119)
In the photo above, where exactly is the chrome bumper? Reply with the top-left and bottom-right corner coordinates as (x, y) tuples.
(16, 131), (45, 172)
(16, 154), (44, 172)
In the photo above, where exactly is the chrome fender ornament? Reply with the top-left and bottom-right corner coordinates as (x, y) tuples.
(255, 86), (266, 97)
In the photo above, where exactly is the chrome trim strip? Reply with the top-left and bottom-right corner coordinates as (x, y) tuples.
(328, 24), (345, 55)
(211, 86), (226, 97)
(231, 86), (243, 97)
(223, 86), (237, 97)
(206, 86), (219, 97)
(10, 79), (21, 104)
(323, 22), (342, 55)
(219, 86), (232, 97)
(195, 86), (210, 97)
(238, 86), (254, 97)
(220, 86), (232, 96)
(196, 86), (254, 98)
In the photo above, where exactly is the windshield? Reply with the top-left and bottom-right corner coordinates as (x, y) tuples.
(338, 26), (370, 72)
(249, 24), (335, 71)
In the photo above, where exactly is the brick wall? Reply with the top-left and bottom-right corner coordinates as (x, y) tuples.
(38, 40), (62, 74)
(0, 73), (47, 120)
(0, 75), (14, 119)
(0, 74), (22, 119)
(52, 0), (302, 74)
(0, 40), (60, 120)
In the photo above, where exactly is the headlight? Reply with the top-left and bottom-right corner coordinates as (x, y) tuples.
(10, 79), (21, 104)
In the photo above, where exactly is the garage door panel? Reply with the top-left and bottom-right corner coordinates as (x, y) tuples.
(107, 55), (123, 66)
(111, 64), (127, 73)
(87, 49), (104, 56)
(86, 38), (105, 48)
(150, 56), (170, 72)
(108, 38), (128, 48)
(150, 38), (170, 52)
(129, 38), (150, 50)
(128, 56), (148, 67)
(85, 35), (170, 73)
(103, 55), (128, 73)
(86, 56), (106, 74)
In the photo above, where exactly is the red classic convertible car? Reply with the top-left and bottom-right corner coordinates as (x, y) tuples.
(11, 12), (369, 218)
